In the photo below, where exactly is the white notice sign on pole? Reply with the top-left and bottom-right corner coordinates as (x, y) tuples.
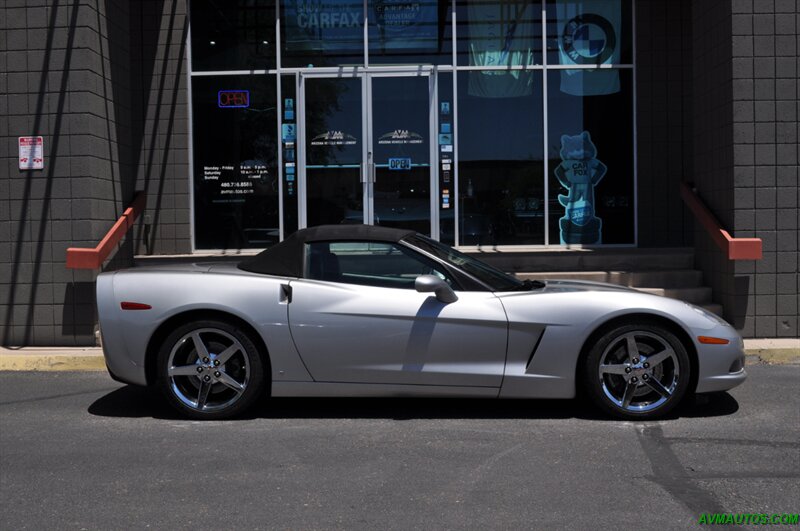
(19, 136), (44, 170)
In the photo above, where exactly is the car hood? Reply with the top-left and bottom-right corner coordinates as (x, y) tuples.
(494, 278), (722, 332)
(531, 279), (639, 294)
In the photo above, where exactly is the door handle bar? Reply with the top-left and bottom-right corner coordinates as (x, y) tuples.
(280, 284), (292, 304)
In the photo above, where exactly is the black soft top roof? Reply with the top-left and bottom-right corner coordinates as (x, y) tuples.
(237, 224), (416, 277)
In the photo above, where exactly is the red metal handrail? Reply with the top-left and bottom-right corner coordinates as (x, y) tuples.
(66, 191), (146, 269)
(680, 182), (761, 260)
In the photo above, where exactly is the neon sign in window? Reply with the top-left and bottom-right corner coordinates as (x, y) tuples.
(218, 90), (250, 108)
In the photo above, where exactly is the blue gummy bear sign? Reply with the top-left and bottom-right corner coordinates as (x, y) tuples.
(554, 131), (607, 244)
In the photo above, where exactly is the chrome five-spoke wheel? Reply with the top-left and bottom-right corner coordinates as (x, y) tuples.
(157, 320), (265, 419)
(583, 322), (690, 419)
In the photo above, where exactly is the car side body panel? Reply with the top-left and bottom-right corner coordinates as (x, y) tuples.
(98, 268), (745, 399)
(287, 279), (508, 387)
(271, 381), (499, 398)
(496, 280), (746, 398)
(97, 265), (312, 386)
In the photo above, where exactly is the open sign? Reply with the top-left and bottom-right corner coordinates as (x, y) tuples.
(218, 90), (250, 108)
(388, 157), (411, 170)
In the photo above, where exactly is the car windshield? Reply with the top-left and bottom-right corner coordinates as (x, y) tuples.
(405, 235), (529, 292)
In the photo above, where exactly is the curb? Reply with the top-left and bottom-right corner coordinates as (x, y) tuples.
(1, 341), (798, 371)
(745, 349), (800, 366)
(743, 338), (800, 365)
(0, 348), (106, 371)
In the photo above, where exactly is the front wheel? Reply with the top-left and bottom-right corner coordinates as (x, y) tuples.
(156, 320), (265, 420)
(582, 322), (691, 420)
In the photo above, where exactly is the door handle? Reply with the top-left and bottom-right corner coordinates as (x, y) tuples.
(279, 284), (292, 304)
(359, 162), (375, 183)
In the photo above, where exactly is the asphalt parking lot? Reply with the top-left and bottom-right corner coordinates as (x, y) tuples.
(1, 365), (798, 530)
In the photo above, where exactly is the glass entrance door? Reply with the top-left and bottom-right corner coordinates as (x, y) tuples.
(299, 71), (435, 235)
(368, 75), (433, 235)
(301, 75), (366, 227)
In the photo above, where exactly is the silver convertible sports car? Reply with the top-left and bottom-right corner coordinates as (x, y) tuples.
(97, 225), (746, 420)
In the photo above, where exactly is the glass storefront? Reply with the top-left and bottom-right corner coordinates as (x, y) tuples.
(191, 75), (280, 249)
(189, 0), (635, 249)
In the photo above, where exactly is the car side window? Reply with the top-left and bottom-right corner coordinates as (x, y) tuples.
(305, 241), (454, 289)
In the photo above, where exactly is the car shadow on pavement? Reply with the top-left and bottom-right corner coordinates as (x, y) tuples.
(87, 385), (739, 421)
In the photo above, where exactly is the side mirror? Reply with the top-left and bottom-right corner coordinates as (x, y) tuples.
(415, 275), (458, 304)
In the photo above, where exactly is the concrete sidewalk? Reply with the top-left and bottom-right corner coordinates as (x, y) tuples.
(1, 339), (797, 371)
(741, 338), (800, 365)
(0, 347), (107, 371)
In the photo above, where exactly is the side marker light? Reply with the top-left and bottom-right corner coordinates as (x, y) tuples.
(121, 302), (152, 310)
(698, 336), (730, 345)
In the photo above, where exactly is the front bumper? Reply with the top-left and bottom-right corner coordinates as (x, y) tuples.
(694, 325), (747, 394)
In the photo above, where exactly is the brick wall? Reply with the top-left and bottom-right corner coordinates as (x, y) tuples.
(1, 0), (135, 346)
(689, 0), (738, 331)
(130, 0), (191, 256)
(1, 1), (794, 345)
(0, 0), (190, 346)
(627, 0), (797, 338)
(635, 0), (694, 247)
(728, 0), (798, 338)
(690, 0), (798, 338)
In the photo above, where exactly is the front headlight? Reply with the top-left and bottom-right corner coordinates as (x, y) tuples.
(689, 304), (732, 327)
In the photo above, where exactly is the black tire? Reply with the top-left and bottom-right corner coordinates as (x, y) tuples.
(156, 319), (265, 420)
(581, 322), (691, 420)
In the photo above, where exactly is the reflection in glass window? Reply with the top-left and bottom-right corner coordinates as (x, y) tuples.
(280, 0), (365, 67)
(456, 0), (542, 74)
(191, 76), (279, 249)
(547, 69), (633, 245)
(367, 0), (453, 65)
(456, 70), (544, 246)
(190, 0), (276, 71)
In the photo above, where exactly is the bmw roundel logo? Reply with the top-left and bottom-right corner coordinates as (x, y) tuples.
(561, 14), (616, 65)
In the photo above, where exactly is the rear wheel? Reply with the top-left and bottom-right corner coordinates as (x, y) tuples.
(582, 322), (691, 420)
(156, 320), (265, 420)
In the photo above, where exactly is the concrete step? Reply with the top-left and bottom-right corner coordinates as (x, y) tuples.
(469, 247), (695, 273)
(635, 286), (713, 305)
(518, 269), (703, 288)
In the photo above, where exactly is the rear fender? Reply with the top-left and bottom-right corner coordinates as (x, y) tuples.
(98, 270), (312, 386)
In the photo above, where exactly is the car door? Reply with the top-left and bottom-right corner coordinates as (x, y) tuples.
(287, 241), (508, 388)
